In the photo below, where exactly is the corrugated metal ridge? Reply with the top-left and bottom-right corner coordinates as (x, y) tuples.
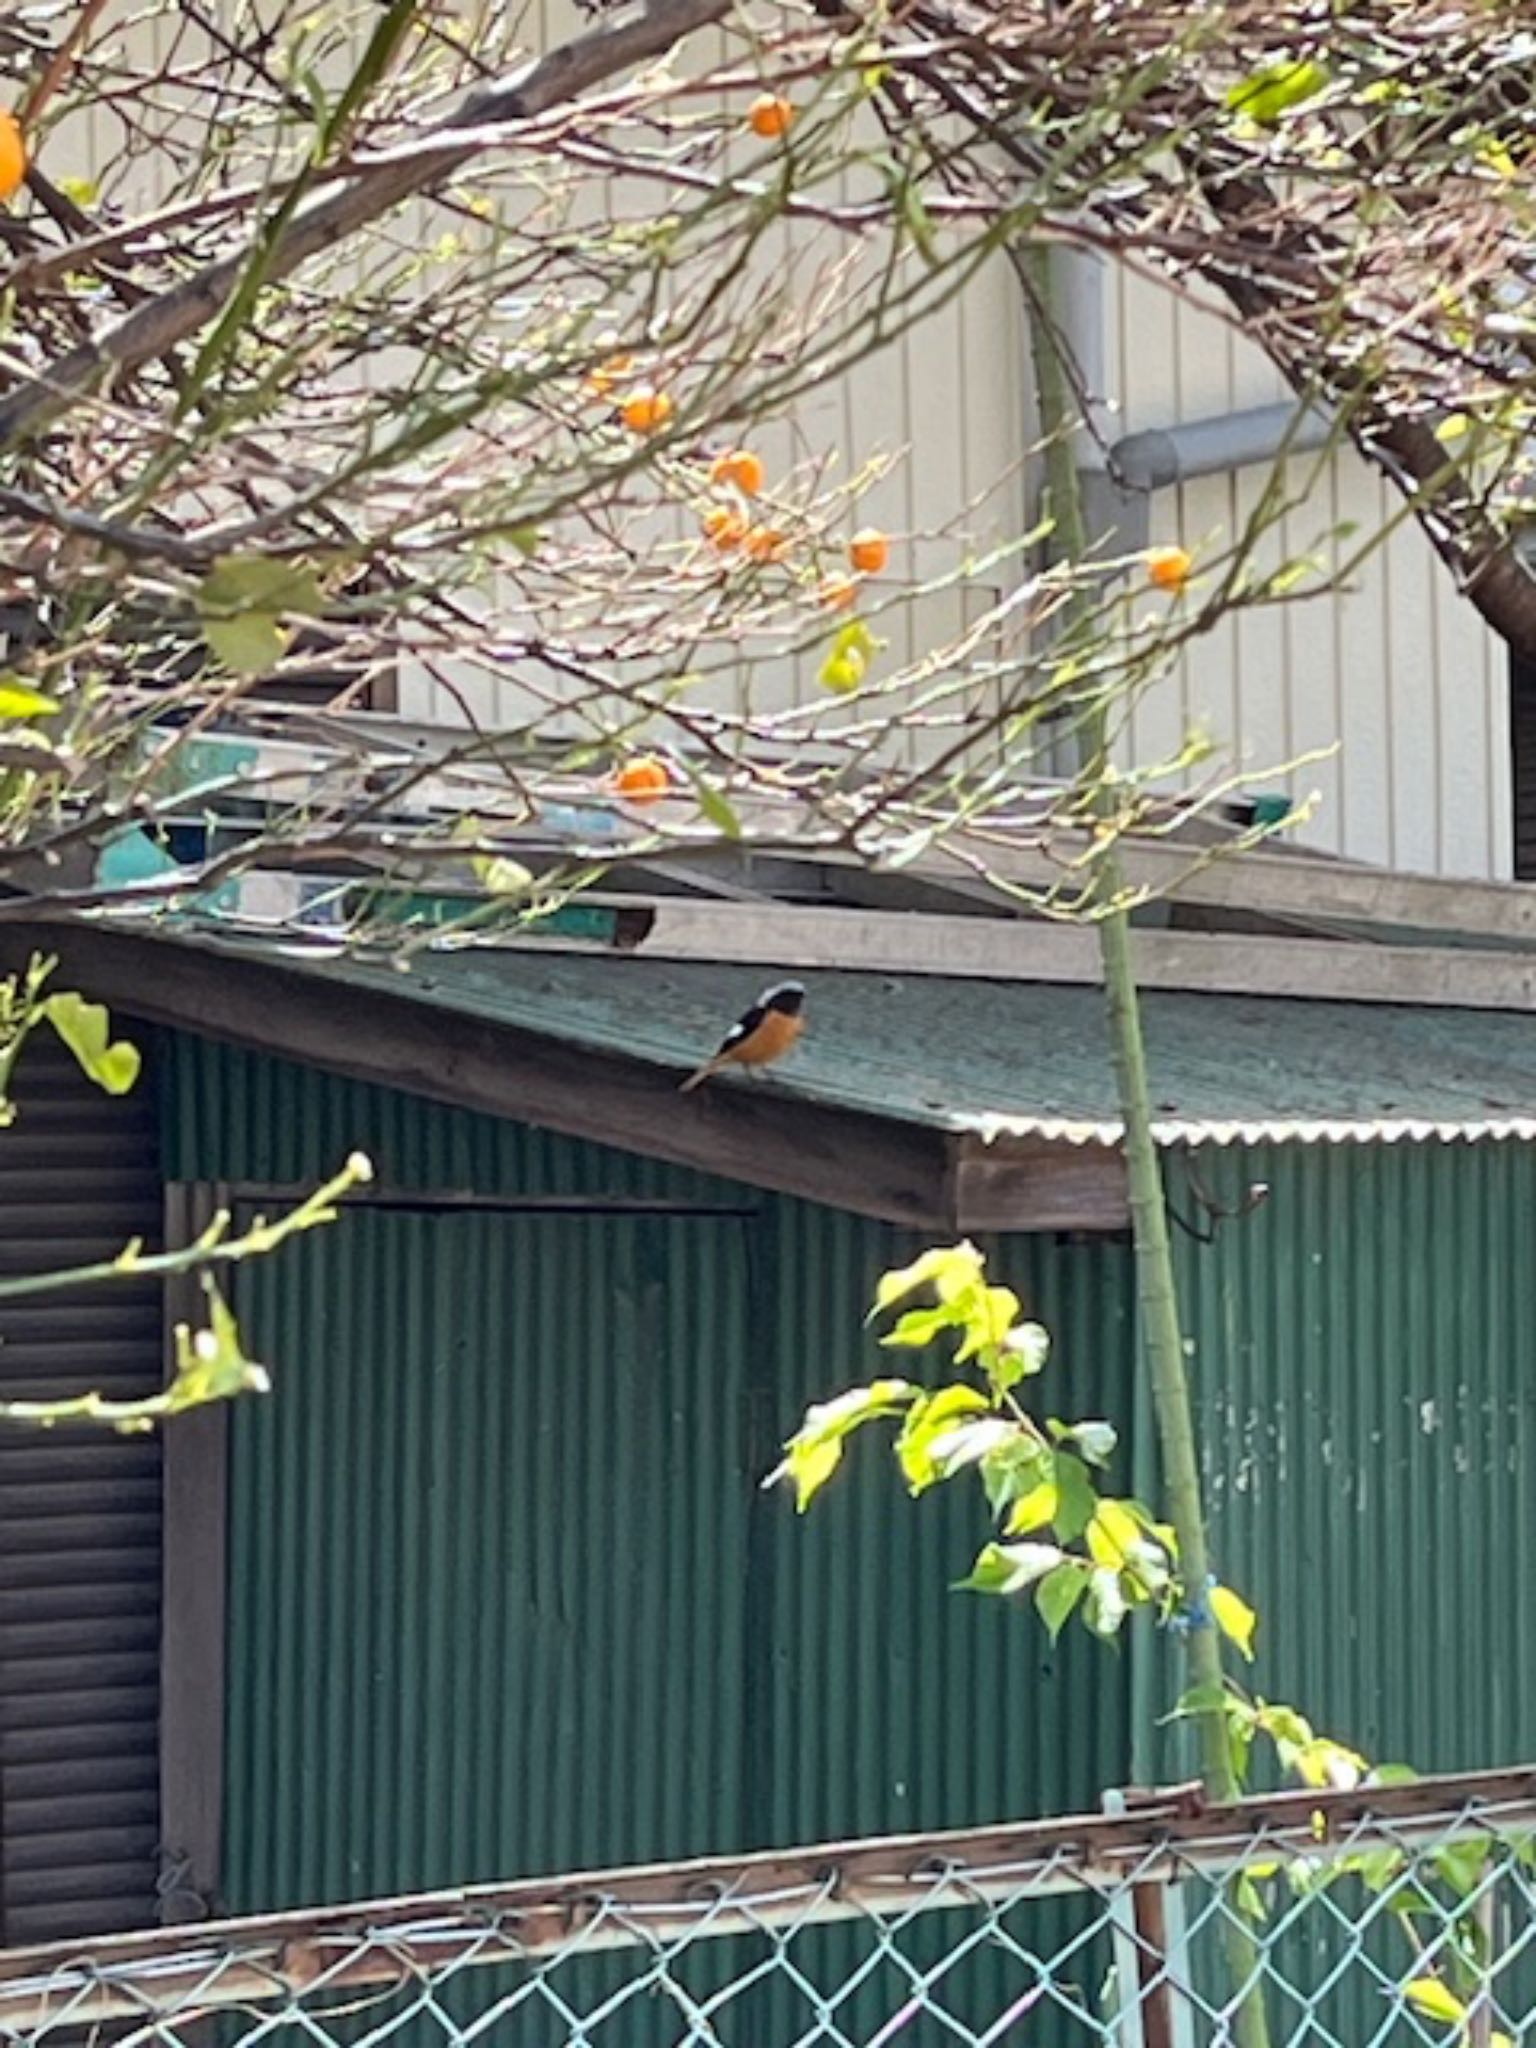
(958, 1113), (1536, 1148)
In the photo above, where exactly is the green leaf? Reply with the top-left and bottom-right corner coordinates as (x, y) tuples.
(765, 1378), (916, 1511)
(900, 182), (939, 266)
(1433, 1838), (1489, 1898)
(1051, 1451), (1097, 1543)
(1404, 1978), (1466, 2026)
(1005, 1474), (1059, 1536)
(895, 1384), (989, 1492)
(956, 1540), (1064, 1597)
(508, 523), (542, 558)
(979, 1435), (1049, 1518)
(1210, 1583), (1258, 1660)
(44, 992), (141, 1096)
(0, 674), (61, 719)
(1226, 57), (1328, 125)
(197, 554), (324, 678)
(1366, 1763), (1420, 1788)
(1167, 1680), (1231, 1721)
(881, 1303), (962, 1350)
(872, 1243), (981, 1314)
(1352, 1847), (1406, 1893)
(686, 770), (743, 839)
(1035, 1561), (1086, 1640)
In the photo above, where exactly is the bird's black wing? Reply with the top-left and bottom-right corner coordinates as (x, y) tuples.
(714, 1001), (765, 1056)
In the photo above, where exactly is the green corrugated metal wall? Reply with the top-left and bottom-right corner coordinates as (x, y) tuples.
(1165, 1138), (1536, 1778)
(162, 1034), (1536, 1925)
(161, 1038), (1136, 1914)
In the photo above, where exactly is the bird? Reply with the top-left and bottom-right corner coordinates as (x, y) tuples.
(679, 980), (806, 1092)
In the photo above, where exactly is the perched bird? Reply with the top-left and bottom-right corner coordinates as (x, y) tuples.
(679, 980), (806, 1093)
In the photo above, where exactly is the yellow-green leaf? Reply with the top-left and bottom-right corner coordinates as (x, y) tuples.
(198, 554), (325, 617)
(44, 991), (141, 1096)
(0, 675), (61, 720)
(1086, 1499), (1141, 1570)
(1226, 58), (1328, 125)
(169, 1274), (272, 1411)
(1210, 1582), (1258, 1661)
(954, 1283), (1020, 1364)
(203, 610), (287, 677)
(1005, 1477), (1058, 1535)
(1404, 1978), (1466, 2026)
(766, 1378), (916, 1511)
(818, 616), (879, 695)
(198, 554), (325, 678)
(896, 1383), (989, 1492)
(873, 1243), (982, 1314)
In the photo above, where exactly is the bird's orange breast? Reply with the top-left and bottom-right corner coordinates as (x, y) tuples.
(729, 1008), (804, 1067)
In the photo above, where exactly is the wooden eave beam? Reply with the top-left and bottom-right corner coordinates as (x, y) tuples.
(4, 922), (1125, 1233)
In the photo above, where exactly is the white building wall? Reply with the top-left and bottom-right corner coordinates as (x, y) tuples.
(1105, 265), (1511, 880)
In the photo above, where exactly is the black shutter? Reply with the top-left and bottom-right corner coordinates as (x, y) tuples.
(1512, 657), (1536, 881)
(0, 1030), (164, 1940)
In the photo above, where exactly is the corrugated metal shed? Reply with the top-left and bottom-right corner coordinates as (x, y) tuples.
(154, 993), (1536, 1923)
(164, 1035), (1134, 1913)
(281, 948), (1536, 1143)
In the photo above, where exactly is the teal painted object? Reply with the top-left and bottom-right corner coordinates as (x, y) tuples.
(94, 826), (182, 892)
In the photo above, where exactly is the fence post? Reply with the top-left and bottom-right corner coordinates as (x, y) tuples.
(1104, 1790), (1197, 2048)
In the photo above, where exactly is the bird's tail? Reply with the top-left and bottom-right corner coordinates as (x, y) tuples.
(679, 1059), (719, 1093)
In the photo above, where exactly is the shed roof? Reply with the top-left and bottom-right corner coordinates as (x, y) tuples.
(317, 947), (1536, 1148)
(19, 919), (1536, 1232)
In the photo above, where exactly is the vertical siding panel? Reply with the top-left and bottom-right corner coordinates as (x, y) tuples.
(225, 1207), (757, 1910)
(1105, 271), (1508, 876)
(1333, 465), (1396, 863)
(1384, 517), (1441, 873)
(1173, 1139), (1536, 1774)
(184, 1034), (1136, 1922)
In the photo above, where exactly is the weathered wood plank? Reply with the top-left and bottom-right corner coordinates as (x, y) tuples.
(611, 901), (1536, 1010)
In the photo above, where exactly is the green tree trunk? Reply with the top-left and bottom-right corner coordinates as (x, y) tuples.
(1021, 244), (1267, 2048)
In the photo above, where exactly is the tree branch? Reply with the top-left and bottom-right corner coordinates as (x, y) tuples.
(0, 0), (733, 450)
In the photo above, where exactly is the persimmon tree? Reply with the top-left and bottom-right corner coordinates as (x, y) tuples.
(0, 0), (1528, 943)
(0, 0), (1529, 1856)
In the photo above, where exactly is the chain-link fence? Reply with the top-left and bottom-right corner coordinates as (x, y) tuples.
(2, 1768), (1535, 2048)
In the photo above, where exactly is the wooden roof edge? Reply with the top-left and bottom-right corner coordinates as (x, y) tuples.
(4, 920), (1125, 1234)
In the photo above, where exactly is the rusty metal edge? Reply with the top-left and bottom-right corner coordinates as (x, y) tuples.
(0, 1766), (1534, 2032)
